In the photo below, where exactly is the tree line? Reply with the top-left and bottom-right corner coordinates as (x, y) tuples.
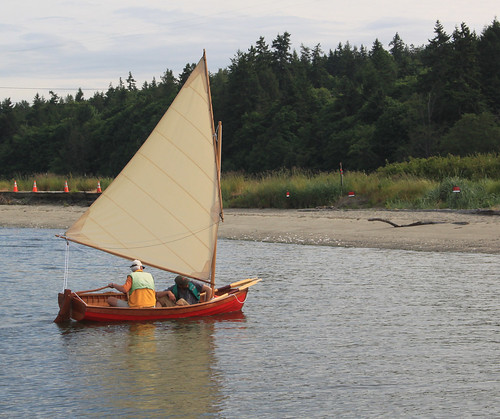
(0, 19), (499, 178)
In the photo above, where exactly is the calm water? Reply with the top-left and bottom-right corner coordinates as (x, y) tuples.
(0, 227), (499, 418)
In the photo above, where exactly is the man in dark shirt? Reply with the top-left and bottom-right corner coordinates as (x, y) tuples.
(156, 275), (212, 306)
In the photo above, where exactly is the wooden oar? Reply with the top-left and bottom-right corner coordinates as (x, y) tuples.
(215, 277), (259, 292)
(75, 285), (111, 295)
(237, 278), (262, 291)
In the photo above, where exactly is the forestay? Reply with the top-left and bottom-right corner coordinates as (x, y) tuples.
(64, 55), (222, 281)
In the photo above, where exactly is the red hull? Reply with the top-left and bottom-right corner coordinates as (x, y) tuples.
(57, 288), (249, 322)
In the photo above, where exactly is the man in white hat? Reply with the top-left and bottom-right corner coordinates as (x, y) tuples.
(107, 260), (158, 307)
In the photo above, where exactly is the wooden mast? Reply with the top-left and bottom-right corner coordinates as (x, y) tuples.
(203, 50), (222, 294)
(210, 121), (223, 295)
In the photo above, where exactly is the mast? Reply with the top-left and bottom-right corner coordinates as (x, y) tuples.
(210, 121), (223, 293)
(204, 49), (223, 291)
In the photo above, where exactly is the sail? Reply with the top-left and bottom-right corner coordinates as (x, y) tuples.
(65, 54), (222, 281)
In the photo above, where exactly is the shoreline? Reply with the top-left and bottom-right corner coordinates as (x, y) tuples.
(1, 205), (499, 254)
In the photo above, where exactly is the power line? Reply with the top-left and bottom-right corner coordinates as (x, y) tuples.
(0, 86), (105, 91)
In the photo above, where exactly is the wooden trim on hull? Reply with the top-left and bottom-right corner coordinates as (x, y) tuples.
(59, 289), (249, 322)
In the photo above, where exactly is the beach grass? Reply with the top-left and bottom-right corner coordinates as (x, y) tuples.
(0, 174), (113, 192)
(1, 163), (500, 210)
(221, 170), (500, 210)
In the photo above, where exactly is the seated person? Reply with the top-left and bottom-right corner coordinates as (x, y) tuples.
(156, 275), (212, 307)
(107, 260), (159, 308)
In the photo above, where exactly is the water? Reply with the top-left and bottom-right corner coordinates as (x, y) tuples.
(0, 228), (499, 418)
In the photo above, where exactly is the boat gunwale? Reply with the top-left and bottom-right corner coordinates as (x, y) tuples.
(60, 287), (251, 322)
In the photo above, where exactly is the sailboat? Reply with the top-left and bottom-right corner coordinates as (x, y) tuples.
(55, 51), (260, 322)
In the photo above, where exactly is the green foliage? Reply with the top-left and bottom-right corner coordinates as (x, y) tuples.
(223, 170), (342, 208)
(1, 19), (500, 177)
(417, 177), (500, 209)
(440, 112), (500, 155)
(378, 153), (500, 180)
(0, 174), (111, 192)
(2, 164), (499, 210)
(221, 167), (500, 210)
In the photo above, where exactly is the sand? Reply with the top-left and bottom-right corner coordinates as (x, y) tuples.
(1, 205), (499, 254)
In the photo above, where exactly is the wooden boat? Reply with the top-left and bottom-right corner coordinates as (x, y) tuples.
(56, 278), (260, 322)
(55, 51), (260, 322)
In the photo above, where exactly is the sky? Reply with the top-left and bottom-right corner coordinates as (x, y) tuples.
(1, 0), (498, 104)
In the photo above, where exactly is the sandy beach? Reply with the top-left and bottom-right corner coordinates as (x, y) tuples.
(0, 205), (499, 254)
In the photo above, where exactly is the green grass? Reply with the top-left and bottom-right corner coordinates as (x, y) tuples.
(378, 153), (500, 180)
(2, 164), (500, 210)
(0, 174), (112, 192)
(221, 170), (500, 210)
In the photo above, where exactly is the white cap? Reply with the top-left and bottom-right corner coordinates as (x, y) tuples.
(130, 259), (144, 271)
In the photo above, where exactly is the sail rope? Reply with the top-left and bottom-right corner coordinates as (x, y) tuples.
(63, 239), (70, 291)
(233, 292), (248, 305)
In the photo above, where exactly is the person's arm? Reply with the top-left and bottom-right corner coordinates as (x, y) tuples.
(201, 284), (212, 301)
(156, 289), (176, 301)
(108, 276), (131, 294)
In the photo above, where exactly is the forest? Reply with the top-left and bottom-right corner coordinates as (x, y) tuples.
(0, 19), (499, 178)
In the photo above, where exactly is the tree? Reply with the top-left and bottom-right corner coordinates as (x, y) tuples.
(75, 88), (84, 102)
(389, 33), (413, 77)
(0, 98), (17, 146)
(178, 63), (196, 86)
(362, 39), (397, 98)
(418, 21), (453, 123)
(255, 36), (273, 66)
(371, 98), (410, 166)
(272, 32), (293, 92)
(49, 91), (60, 104)
(478, 19), (500, 111)
(126, 72), (137, 90)
(440, 112), (500, 155)
(447, 23), (483, 116)
(1, 23), (499, 178)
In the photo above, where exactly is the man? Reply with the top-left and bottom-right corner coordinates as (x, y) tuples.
(107, 260), (158, 308)
(156, 275), (213, 307)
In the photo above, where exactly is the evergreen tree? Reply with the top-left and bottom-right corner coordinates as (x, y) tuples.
(0, 21), (499, 177)
(389, 33), (414, 77)
(448, 23), (483, 116)
(478, 19), (500, 111)
(75, 88), (84, 102)
(440, 112), (500, 155)
(418, 21), (453, 123)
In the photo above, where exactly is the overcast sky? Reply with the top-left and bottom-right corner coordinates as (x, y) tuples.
(1, 0), (498, 104)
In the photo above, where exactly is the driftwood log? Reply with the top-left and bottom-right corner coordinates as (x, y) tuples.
(368, 218), (469, 228)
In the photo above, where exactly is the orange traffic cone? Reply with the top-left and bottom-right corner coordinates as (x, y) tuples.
(64, 181), (69, 193)
(32, 181), (38, 192)
(97, 181), (102, 193)
(13, 180), (18, 192)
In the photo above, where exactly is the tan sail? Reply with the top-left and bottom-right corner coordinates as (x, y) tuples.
(65, 54), (222, 281)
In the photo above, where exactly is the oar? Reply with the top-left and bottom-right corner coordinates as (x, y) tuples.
(75, 285), (111, 295)
(237, 278), (262, 291)
(215, 277), (259, 292)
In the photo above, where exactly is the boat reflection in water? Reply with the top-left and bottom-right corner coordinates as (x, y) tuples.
(58, 312), (246, 417)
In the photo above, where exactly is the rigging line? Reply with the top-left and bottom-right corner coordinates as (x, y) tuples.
(233, 292), (247, 305)
(0, 86), (105, 91)
(63, 239), (70, 292)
